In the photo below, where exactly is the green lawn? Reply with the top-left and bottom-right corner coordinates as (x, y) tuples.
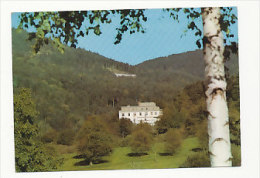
(57, 137), (200, 171)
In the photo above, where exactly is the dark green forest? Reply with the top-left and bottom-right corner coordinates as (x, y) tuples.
(12, 29), (240, 171)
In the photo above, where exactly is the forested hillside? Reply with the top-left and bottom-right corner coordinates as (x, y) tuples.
(136, 49), (238, 80)
(12, 28), (199, 132)
(12, 28), (240, 171)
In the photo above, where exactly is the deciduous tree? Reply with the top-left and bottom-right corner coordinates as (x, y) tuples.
(77, 116), (112, 165)
(14, 88), (60, 172)
(119, 118), (133, 138)
(129, 128), (153, 154)
(164, 128), (183, 155)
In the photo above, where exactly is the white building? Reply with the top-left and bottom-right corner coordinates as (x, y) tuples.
(114, 73), (136, 78)
(119, 102), (162, 125)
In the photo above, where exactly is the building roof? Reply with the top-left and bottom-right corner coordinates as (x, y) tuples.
(138, 102), (156, 107)
(120, 102), (161, 112)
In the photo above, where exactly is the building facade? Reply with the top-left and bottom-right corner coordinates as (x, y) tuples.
(114, 73), (136, 77)
(119, 102), (162, 125)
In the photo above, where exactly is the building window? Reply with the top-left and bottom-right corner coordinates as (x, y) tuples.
(151, 112), (153, 115)
(155, 112), (157, 115)
(122, 113), (124, 117)
(139, 112), (142, 116)
(128, 113), (130, 116)
(134, 113), (136, 116)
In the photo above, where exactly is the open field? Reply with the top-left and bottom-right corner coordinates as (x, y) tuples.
(57, 137), (200, 171)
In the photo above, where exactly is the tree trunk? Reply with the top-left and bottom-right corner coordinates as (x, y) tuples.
(201, 7), (232, 167)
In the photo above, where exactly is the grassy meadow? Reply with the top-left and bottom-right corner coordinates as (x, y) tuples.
(57, 137), (199, 171)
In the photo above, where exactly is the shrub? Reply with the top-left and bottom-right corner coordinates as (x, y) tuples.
(231, 144), (241, 166)
(120, 135), (132, 147)
(57, 129), (75, 145)
(184, 118), (196, 136)
(41, 129), (57, 143)
(180, 151), (210, 168)
(195, 120), (208, 149)
(133, 122), (153, 135)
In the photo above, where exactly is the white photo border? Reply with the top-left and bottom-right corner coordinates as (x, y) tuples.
(1, 1), (259, 178)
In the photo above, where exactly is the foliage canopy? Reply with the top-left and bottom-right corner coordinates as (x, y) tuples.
(17, 7), (237, 56)
(14, 88), (61, 172)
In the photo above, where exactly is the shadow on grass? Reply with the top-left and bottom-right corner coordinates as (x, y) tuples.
(73, 154), (85, 159)
(74, 160), (90, 166)
(158, 153), (173, 156)
(127, 153), (148, 157)
(191, 148), (203, 152)
(74, 159), (108, 166)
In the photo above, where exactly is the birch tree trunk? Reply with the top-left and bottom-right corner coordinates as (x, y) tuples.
(201, 7), (232, 167)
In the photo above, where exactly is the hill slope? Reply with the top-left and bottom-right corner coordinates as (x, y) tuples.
(12, 29), (239, 131)
(137, 49), (238, 81)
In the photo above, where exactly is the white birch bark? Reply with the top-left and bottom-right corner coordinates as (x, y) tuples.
(201, 7), (232, 167)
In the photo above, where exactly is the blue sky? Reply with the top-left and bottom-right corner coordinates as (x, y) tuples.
(11, 8), (238, 65)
